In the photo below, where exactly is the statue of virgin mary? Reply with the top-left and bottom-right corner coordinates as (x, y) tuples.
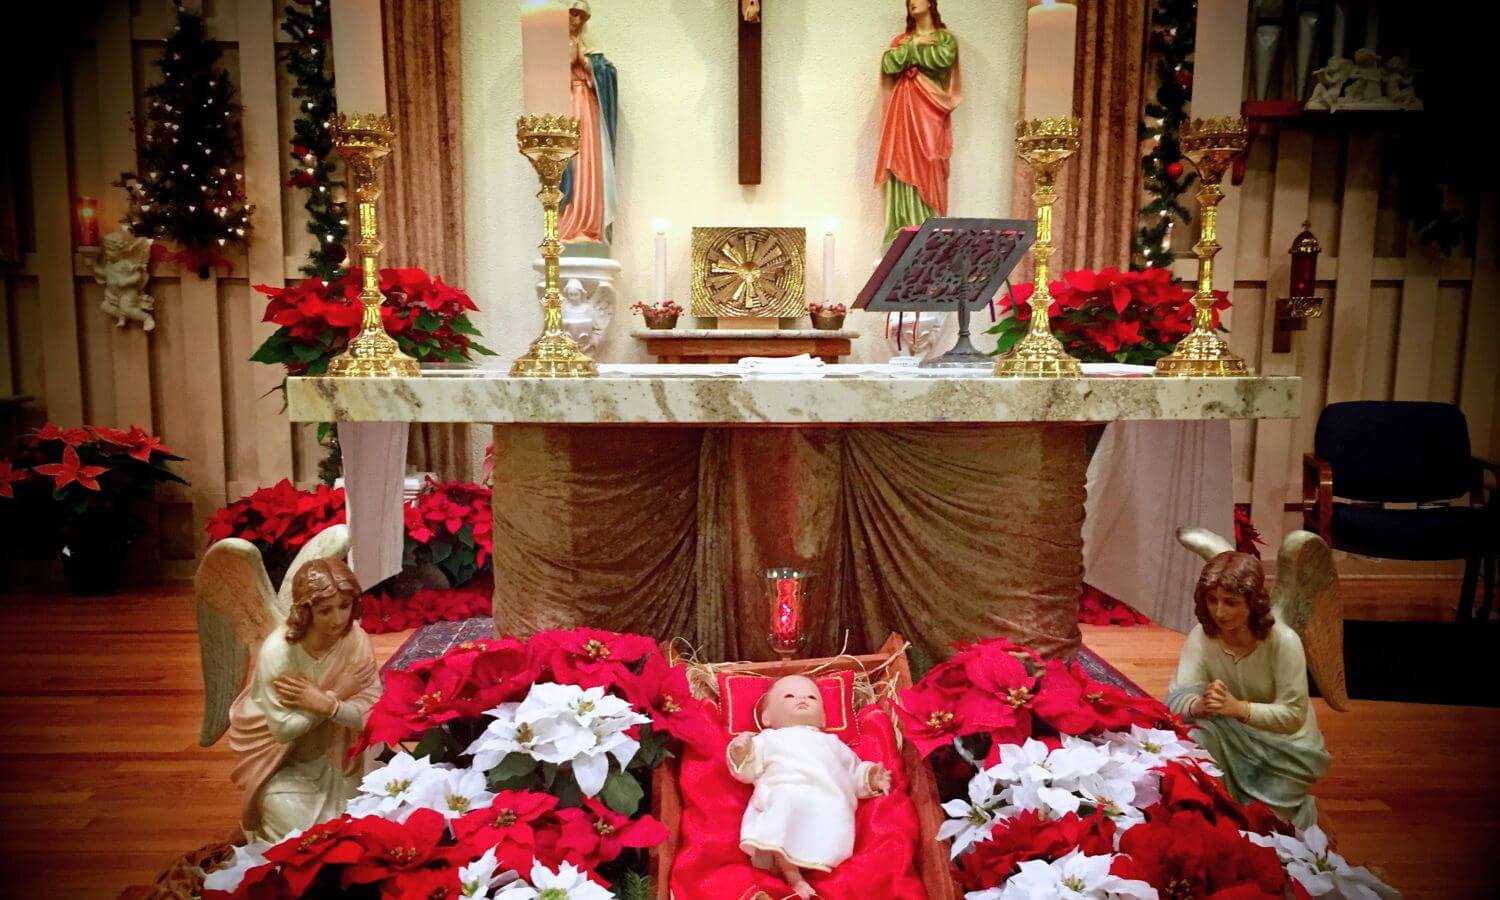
(874, 0), (961, 244)
(558, 0), (619, 247)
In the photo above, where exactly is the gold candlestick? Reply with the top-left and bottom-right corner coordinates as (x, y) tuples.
(1155, 116), (1250, 377)
(511, 114), (598, 378)
(996, 117), (1083, 378)
(326, 113), (419, 378)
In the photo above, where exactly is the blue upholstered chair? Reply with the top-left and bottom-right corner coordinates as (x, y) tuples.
(1303, 401), (1497, 621)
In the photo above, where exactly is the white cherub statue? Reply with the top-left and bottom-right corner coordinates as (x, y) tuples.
(1345, 48), (1386, 102)
(194, 525), (382, 843)
(727, 674), (892, 898)
(1383, 57), (1423, 110)
(1305, 56), (1352, 110)
(1167, 527), (1348, 830)
(89, 226), (156, 330)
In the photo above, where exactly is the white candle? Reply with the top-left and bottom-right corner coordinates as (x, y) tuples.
(1192, 0), (1251, 116)
(1022, 1), (1077, 119)
(822, 218), (837, 304)
(521, 0), (573, 116)
(330, 0), (388, 115)
(654, 220), (668, 303)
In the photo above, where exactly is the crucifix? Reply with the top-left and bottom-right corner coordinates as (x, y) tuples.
(739, 0), (762, 184)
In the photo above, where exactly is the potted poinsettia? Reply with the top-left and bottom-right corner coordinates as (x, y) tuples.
(989, 266), (1230, 364)
(808, 302), (847, 330)
(631, 300), (682, 330)
(205, 479), (348, 588)
(1, 424), (186, 593)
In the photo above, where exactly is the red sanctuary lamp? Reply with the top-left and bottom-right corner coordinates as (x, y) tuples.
(76, 197), (101, 248)
(1273, 220), (1324, 353)
(764, 567), (809, 661)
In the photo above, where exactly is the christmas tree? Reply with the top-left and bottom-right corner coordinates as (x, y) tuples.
(283, 0), (348, 281)
(1134, 0), (1197, 270)
(119, 2), (252, 277)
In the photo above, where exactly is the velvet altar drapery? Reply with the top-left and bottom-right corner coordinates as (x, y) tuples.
(490, 425), (1092, 661)
(380, 0), (474, 482)
(1012, 0), (1148, 275)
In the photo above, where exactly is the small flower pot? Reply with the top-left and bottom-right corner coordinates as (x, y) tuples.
(810, 313), (845, 330)
(644, 314), (680, 330)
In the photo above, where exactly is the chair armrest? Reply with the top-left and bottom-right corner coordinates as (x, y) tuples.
(1474, 456), (1499, 505)
(1303, 453), (1333, 541)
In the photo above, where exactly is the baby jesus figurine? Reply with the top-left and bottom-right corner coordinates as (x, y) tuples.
(727, 675), (892, 898)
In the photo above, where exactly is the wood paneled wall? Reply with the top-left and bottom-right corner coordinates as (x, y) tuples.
(1171, 126), (1497, 578)
(3, 0), (326, 576)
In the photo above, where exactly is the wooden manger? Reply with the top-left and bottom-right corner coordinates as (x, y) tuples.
(649, 633), (961, 900)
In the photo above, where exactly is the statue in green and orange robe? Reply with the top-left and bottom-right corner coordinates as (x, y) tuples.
(874, 0), (961, 244)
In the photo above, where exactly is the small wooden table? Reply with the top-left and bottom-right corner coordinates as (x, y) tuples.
(631, 328), (857, 364)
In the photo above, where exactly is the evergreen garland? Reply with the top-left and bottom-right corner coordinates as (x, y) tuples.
(118, 2), (252, 276)
(282, 0), (348, 281)
(1134, 0), (1198, 270)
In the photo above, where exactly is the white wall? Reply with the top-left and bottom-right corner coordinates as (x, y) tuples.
(461, 0), (1026, 365)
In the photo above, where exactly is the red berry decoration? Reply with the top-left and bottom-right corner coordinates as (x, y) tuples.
(1174, 69), (1193, 88)
(1166, 161), (1185, 179)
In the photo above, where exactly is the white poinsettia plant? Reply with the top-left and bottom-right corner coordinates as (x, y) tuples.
(465, 682), (652, 799)
(1246, 827), (1402, 900)
(966, 849), (1158, 900)
(941, 727), (1206, 858)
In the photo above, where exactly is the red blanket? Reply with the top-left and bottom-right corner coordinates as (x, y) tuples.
(669, 702), (929, 900)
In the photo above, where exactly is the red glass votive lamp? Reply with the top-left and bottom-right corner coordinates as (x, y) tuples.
(1289, 221), (1320, 298)
(764, 567), (809, 660)
(76, 197), (101, 248)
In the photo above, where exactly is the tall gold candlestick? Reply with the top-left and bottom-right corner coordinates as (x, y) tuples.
(326, 113), (418, 378)
(510, 114), (598, 378)
(1155, 116), (1250, 377)
(995, 117), (1083, 378)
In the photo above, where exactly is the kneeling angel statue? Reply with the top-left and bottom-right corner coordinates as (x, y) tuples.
(1167, 527), (1348, 830)
(194, 525), (383, 842)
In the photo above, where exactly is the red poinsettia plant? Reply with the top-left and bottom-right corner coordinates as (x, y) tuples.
(890, 635), (1385, 899)
(250, 267), (494, 376)
(989, 266), (1230, 365)
(202, 628), (695, 898)
(402, 479), (493, 588)
(1, 424), (186, 586)
(206, 479), (348, 588)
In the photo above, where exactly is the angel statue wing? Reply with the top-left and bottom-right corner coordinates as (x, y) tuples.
(194, 539), (280, 747)
(274, 523), (352, 621)
(193, 524), (353, 747)
(1175, 526), (1349, 713)
(1269, 530), (1349, 712)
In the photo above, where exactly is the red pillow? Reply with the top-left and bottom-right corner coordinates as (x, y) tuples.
(717, 670), (857, 735)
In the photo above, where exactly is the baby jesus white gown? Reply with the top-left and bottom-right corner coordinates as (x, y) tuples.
(729, 724), (884, 871)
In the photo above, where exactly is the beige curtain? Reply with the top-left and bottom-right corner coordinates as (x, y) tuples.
(491, 425), (1092, 661)
(381, 0), (474, 481)
(1013, 0), (1148, 275)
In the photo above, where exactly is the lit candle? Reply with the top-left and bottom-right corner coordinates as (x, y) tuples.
(772, 577), (803, 647)
(1022, 0), (1077, 119)
(1192, 0), (1251, 116)
(76, 197), (100, 248)
(330, 0), (388, 115)
(822, 218), (837, 304)
(520, 0), (573, 116)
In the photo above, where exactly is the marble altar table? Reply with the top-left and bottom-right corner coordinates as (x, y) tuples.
(288, 365), (1298, 661)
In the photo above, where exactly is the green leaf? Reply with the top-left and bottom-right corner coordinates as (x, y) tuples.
(600, 769), (645, 816)
(485, 752), (539, 791)
(470, 341), (498, 357)
(618, 873), (655, 900)
(412, 726), (458, 762)
(291, 343), (327, 364)
(427, 540), (453, 564)
(551, 772), (584, 809)
(991, 329), (1025, 356)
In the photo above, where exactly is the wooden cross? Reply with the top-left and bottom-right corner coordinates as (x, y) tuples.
(738, 0), (762, 184)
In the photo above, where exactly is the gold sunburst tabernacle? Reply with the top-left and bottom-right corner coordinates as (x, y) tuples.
(691, 226), (806, 319)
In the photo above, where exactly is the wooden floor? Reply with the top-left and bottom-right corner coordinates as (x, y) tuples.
(0, 587), (1495, 899)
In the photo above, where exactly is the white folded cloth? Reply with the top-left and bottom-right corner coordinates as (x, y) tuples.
(738, 354), (828, 378)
